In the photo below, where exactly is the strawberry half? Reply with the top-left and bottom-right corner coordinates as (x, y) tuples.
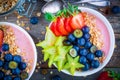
(0, 29), (4, 48)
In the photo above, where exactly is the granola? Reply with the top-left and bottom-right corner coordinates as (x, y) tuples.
(0, 0), (18, 13)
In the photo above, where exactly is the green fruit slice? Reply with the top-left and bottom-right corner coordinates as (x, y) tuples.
(36, 27), (57, 48)
(54, 46), (72, 71)
(69, 48), (77, 57)
(55, 36), (66, 46)
(9, 61), (18, 69)
(20, 71), (28, 79)
(63, 54), (84, 75)
(90, 45), (98, 53)
(73, 29), (83, 38)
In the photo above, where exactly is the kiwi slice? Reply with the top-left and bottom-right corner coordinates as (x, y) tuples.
(20, 71), (28, 79)
(9, 61), (18, 69)
(73, 29), (83, 38)
(90, 45), (98, 53)
(69, 48), (78, 57)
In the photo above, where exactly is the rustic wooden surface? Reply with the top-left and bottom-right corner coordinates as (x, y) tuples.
(0, 0), (120, 80)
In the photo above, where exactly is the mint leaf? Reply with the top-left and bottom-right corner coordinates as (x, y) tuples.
(44, 12), (55, 21)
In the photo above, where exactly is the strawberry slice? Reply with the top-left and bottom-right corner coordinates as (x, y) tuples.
(56, 17), (68, 36)
(70, 13), (85, 30)
(50, 21), (61, 36)
(64, 17), (73, 33)
(0, 29), (4, 48)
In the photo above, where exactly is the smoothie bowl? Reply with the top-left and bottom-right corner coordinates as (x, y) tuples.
(0, 22), (37, 79)
(37, 6), (115, 76)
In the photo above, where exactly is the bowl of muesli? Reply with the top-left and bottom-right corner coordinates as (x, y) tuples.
(37, 6), (115, 76)
(0, 22), (37, 79)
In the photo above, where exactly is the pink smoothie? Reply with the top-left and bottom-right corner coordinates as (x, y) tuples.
(11, 26), (35, 73)
(96, 17), (110, 57)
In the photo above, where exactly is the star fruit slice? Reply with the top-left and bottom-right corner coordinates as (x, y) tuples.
(42, 46), (57, 67)
(54, 46), (72, 71)
(64, 54), (84, 75)
(36, 27), (57, 48)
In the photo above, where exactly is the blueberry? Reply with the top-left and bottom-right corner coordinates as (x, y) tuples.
(13, 55), (22, 63)
(30, 17), (39, 24)
(4, 75), (12, 80)
(82, 26), (90, 33)
(95, 50), (103, 57)
(87, 53), (95, 61)
(111, 6), (120, 14)
(3, 62), (9, 70)
(79, 56), (87, 64)
(85, 41), (92, 49)
(0, 70), (5, 79)
(0, 51), (2, 56)
(91, 60), (100, 68)
(77, 38), (86, 46)
(63, 40), (71, 46)
(73, 45), (80, 52)
(0, 60), (4, 67)
(2, 43), (9, 51)
(79, 48), (88, 56)
(4, 53), (13, 61)
(68, 34), (76, 42)
(52, 75), (61, 80)
(12, 68), (21, 75)
(82, 63), (90, 71)
(13, 76), (21, 80)
(19, 62), (27, 70)
(83, 33), (90, 40)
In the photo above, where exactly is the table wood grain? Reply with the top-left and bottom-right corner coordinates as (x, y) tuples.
(0, 0), (120, 80)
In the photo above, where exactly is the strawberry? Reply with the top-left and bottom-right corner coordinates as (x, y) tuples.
(97, 71), (110, 80)
(0, 29), (4, 48)
(70, 13), (85, 30)
(50, 21), (61, 36)
(97, 70), (120, 80)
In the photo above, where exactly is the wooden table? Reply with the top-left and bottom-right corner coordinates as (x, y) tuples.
(0, 0), (120, 80)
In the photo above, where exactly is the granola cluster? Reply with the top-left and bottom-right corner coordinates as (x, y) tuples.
(0, 0), (18, 13)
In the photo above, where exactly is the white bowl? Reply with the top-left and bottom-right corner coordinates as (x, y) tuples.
(0, 22), (37, 79)
(49, 7), (115, 76)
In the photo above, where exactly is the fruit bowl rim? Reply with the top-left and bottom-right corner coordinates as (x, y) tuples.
(0, 22), (37, 79)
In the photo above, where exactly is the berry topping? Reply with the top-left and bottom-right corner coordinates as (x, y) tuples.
(91, 60), (100, 68)
(68, 34), (76, 42)
(9, 61), (18, 69)
(73, 29), (83, 38)
(77, 38), (86, 46)
(69, 48), (78, 57)
(79, 56), (87, 64)
(4, 53), (13, 61)
(19, 62), (27, 70)
(0, 60), (4, 67)
(13, 55), (22, 63)
(30, 17), (39, 24)
(12, 68), (21, 75)
(51, 75), (61, 80)
(95, 50), (103, 57)
(2, 43), (9, 51)
(79, 48), (88, 56)
(82, 26), (90, 33)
